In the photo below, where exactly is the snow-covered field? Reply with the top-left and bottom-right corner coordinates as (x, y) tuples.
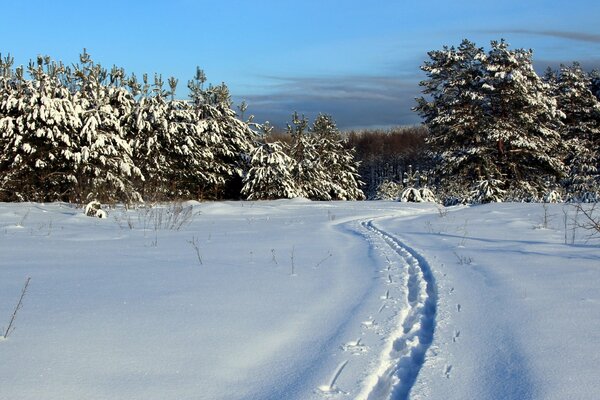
(1, 200), (599, 400)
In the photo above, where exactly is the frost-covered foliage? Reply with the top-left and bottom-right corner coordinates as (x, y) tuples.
(415, 39), (566, 202)
(0, 51), (258, 202)
(287, 113), (330, 200)
(590, 69), (600, 101)
(0, 51), (369, 203)
(188, 68), (257, 198)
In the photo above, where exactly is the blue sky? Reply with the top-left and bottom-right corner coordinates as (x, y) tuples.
(2, 0), (599, 129)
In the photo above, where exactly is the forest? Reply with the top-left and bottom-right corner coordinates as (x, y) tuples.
(1, 39), (599, 204)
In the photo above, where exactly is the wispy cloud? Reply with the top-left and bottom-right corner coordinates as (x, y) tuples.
(534, 57), (600, 72)
(483, 29), (600, 44)
(237, 74), (423, 130)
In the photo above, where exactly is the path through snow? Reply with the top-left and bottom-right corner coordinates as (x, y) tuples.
(353, 219), (436, 400)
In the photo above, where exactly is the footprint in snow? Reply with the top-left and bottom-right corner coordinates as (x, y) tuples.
(362, 319), (376, 329)
(453, 330), (460, 342)
(444, 364), (453, 378)
(342, 338), (368, 354)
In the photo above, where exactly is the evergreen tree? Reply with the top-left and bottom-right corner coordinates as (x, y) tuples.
(188, 69), (257, 199)
(128, 73), (176, 200)
(287, 112), (329, 199)
(415, 39), (565, 202)
(163, 97), (219, 199)
(482, 40), (564, 198)
(241, 141), (299, 200)
(551, 63), (600, 200)
(0, 56), (81, 201)
(590, 69), (600, 101)
(414, 40), (489, 192)
(311, 114), (364, 200)
(72, 50), (142, 202)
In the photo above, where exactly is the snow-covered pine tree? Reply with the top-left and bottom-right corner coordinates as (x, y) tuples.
(188, 68), (258, 199)
(398, 165), (437, 202)
(241, 140), (299, 200)
(128, 72), (180, 200)
(311, 114), (364, 200)
(590, 69), (600, 101)
(415, 39), (565, 202)
(0, 56), (81, 201)
(287, 112), (329, 200)
(481, 40), (564, 199)
(374, 180), (401, 200)
(550, 63), (600, 201)
(162, 76), (219, 199)
(414, 40), (490, 195)
(72, 50), (142, 203)
(0, 54), (20, 201)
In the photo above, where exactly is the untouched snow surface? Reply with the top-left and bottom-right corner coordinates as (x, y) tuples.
(1, 201), (599, 399)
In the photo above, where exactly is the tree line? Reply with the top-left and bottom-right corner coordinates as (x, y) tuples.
(1, 40), (599, 204)
(0, 51), (363, 203)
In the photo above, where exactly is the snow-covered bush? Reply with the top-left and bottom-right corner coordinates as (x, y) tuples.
(579, 191), (599, 203)
(400, 187), (438, 203)
(469, 179), (506, 204)
(419, 187), (437, 202)
(400, 188), (422, 202)
(84, 200), (107, 218)
(374, 180), (401, 201)
(543, 190), (563, 203)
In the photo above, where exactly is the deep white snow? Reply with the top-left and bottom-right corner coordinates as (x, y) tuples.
(1, 201), (599, 400)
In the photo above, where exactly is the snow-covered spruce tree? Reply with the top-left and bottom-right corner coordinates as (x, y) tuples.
(188, 68), (258, 199)
(72, 50), (142, 203)
(0, 56), (81, 201)
(241, 139), (300, 200)
(311, 114), (365, 200)
(549, 63), (600, 201)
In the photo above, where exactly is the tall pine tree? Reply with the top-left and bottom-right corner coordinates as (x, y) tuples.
(550, 63), (600, 200)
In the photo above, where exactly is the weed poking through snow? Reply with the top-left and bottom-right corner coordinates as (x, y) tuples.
(2, 277), (31, 339)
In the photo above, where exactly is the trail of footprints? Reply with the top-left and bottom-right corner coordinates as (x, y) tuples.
(319, 219), (437, 398)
